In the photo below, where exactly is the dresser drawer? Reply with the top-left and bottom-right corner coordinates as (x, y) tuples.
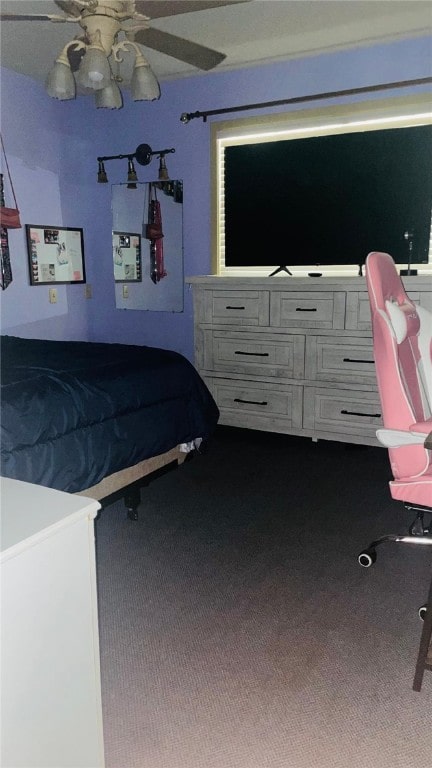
(305, 336), (377, 385)
(205, 377), (303, 430)
(303, 387), (382, 438)
(270, 291), (345, 330)
(417, 291), (432, 312)
(199, 290), (270, 326)
(345, 292), (371, 331)
(207, 331), (305, 379)
(345, 290), (432, 331)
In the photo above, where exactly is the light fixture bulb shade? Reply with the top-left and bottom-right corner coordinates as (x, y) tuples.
(95, 81), (123, 109)
(131, 64), (160, 102)
(77, 48), (112, 91)
(158, 157), (169, 180)
(97, 161), (108, 183)
(127, 159), (138, 182)
(45, 62), (76, 100)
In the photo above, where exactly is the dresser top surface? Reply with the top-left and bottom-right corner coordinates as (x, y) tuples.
(187, 275), (431, 291)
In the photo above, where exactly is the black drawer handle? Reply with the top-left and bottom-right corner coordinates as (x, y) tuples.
(341, 409), (381, 418)
(296, 307), (317, 312)
(226, 305), (245, 310)
(235, 351), (269, 357)
(234, 398), (268, 406)
(343, 358), (374, 364)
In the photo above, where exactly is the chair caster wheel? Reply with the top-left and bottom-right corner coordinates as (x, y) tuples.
(358, 548), (377, 567)
(418, 604), (428, 621)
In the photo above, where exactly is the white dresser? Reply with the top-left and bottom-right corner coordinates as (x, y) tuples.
(188, 275), (432, 446)
(1, 478), (105, 768)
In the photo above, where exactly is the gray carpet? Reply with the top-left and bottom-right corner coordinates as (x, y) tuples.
(95, 427), (432, 768)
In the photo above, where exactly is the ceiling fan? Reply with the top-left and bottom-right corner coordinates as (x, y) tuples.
(0, 0), (247, 72)
(0, 1), (248, 108)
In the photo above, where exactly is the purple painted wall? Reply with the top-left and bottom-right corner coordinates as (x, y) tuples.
(1, 35), (431, 359)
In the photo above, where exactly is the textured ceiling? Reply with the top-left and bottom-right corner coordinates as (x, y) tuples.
(1, 0), (431, 83)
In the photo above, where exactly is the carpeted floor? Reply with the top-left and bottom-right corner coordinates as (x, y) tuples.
(95, 427), (432, 768)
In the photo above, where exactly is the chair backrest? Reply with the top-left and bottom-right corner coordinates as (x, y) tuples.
(365, 251), (432, 481)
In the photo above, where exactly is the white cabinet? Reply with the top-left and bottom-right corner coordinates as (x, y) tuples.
(1, 478), (104, 768)
(189, 275), (432, 446)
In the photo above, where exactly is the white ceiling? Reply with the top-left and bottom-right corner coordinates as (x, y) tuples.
(0, 0), (431, 85)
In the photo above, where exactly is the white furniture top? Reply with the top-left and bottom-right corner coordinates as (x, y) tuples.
(1, 477), (100, 558)
(1, 477), (104, 768)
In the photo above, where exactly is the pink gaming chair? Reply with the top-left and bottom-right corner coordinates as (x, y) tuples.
(358, 251), (432, 690)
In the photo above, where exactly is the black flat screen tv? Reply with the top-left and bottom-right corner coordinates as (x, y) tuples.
(224, 124), (432, 271)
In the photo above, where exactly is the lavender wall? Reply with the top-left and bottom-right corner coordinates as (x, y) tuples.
(1, 35), (431, 359)
(0, 70), (95, 340)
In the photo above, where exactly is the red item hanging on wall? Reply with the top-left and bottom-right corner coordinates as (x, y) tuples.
(0, 135), (21, 229)
(0, 163), (13, 290)
(146, 183), (167, 283)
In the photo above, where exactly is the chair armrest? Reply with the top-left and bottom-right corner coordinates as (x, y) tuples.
(376, 429), (428, 448)
(409, 421), (432, 435)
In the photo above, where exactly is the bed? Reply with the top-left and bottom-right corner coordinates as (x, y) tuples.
(1, 335), (219, 518)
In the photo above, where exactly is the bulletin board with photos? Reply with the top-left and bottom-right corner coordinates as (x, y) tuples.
(113, 231), (142, 282)
(26, 225), (86, 285)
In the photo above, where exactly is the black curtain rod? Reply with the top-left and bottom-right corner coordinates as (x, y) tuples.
(179, 76), (432, 123)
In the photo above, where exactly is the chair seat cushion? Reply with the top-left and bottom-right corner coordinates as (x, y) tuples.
(390, 469), (432, 507)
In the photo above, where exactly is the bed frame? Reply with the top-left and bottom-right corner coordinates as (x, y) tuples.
(76, 445), (188, 520)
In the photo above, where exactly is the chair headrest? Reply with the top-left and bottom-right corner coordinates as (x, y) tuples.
(385, 299), (420, 344)
(366, 252), (410, 313)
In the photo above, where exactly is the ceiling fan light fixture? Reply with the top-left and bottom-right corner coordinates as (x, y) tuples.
(45, 61), (76, 100)
(114, 41), (160, 102)
(77, 31), (112, 91)
(131, 59), (160, 102)
(4, 0), (230, 110)
(45, 40), (85, 100)
(95, 80), (123, 109)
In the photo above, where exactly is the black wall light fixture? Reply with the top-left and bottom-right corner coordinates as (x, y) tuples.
(97, 143), (175, 186)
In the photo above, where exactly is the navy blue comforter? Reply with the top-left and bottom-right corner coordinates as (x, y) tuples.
(1, 336), (219, 493)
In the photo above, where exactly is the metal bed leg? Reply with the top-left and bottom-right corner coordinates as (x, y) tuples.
(413, 566), (432, 692)
(124, 486), (141, 521)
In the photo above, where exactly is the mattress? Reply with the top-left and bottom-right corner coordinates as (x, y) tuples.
(1, 335), (219, 493)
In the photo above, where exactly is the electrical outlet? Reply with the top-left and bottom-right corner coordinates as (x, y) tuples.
(84, 284), (92, 299)
(49, 288), (57, 304)
(122, 284), (129, 299)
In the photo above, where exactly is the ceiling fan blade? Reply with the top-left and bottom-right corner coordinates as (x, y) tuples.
(0, 13), (64, 21)
(54, 0), (82, 17)
(134, 1), (249, 20)
(130, 27), (225, 70)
